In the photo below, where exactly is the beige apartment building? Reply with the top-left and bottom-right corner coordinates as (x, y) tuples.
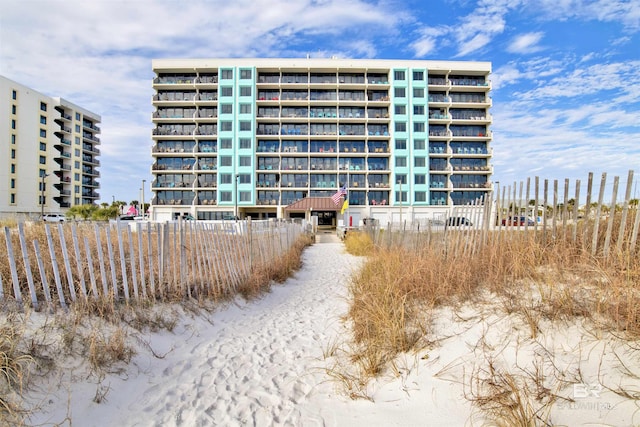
(0, 75), (101, 220)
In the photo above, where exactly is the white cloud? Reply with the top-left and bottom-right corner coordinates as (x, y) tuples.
(507, 32), (544, 54)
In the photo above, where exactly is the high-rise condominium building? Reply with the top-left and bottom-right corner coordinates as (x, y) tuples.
(151, 58), (492, 226)
(0, 75), (101, 219)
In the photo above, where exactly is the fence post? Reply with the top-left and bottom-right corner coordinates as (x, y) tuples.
(17, 223), (39, 310)
(32, 240), (52, 309)
(4, 227), (23, 309)
(591, 173), (607, 257)
(602, 176), (619, 258)
(45, 224), (67, 309)
(616, 170), (634, 254)
(83, 237), (99, 300)
(71, 225), (88, 299)
(57, 223), (77, 302)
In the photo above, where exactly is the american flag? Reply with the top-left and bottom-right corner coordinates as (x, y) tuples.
(331, 186), (347, 205)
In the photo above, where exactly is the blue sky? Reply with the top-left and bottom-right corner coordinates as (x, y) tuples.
(1, 0), (639, 203)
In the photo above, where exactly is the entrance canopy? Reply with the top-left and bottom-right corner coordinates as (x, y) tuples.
(284, 197), (340, 212)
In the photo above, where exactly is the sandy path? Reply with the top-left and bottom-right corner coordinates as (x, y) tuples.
(32, 235), (366, 426)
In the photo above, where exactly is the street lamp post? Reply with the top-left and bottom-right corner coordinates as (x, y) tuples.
(40, 173), (49, 220)
(141, 179), (146, 218)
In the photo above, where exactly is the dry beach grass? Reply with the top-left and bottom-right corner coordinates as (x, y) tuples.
(342, 218), (640, 425)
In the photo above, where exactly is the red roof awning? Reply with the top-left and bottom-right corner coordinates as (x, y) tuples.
(284, 197), (341, 212)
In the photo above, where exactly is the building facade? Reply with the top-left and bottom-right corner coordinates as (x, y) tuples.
(0, 75), (101, 219)
(150, 58), (492, 225)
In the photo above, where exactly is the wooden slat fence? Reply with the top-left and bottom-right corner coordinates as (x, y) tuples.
(367, 170), (639, 263)
(1, 219), (304, 312)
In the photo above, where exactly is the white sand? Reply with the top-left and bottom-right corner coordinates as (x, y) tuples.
(25, 235), (640, 426)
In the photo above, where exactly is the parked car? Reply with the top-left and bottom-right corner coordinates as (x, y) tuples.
(501, 216), (535, 226)
(119, 215), (136, 221)
(446, 216), (473, 227)
(43, 213), (66, 222)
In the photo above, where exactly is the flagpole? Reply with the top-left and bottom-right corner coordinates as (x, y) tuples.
(346, 161), (350, 227)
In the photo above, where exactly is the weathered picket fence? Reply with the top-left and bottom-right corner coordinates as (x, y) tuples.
(369, 170), (640, 263)
(1, 219), (305, 312)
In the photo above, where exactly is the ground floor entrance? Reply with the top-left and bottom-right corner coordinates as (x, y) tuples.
(312, 211), (336, 229)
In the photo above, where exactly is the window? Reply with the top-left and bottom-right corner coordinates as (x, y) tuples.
(395, 139), (407, 150)
(11, 135), (15, 144)
(394, 70), (406, 80)
(12, 90), (16, 100)
(10, 179), (15, 189)
(239, 138), (252, 149)
(413, 88), (425, 98)
(220, 138), (232, 149)
(396, 174), (407, 184)
(40, 115), (46, 124)
(75, 137), (80, 145)
(414, 122), (425, 132)
(239, 121), (251, 131)
(415, 174), (426, 184)
(11, 105), (16, 114)
(415, 157), (426, 167)
(220, 174), (232, 184)
(75, 124), (80, 132)
(220, 121), (232, 132)
(395, 157), (407, 167)
(39, 169), (46, 177)
(394, 87), (406, 98)
(413, 71), (424, 80)
(395, 122), (407, 132)
(239, 191), (251, 202)
(39, 142), (46, 151)
(220, 156), (232, 167)
(240, 103), (252, 114)
(220, 191), (232, 202)
(221, 69), (233, 79)
(240, 86), (252, 97)
(74, 161), (80, 169)
(220, 104), (233, 114)
(10, 194), (15, 204)
(10, 149), (15, 159)
(75, 185), (80, 194)
(75, 148), (80, 156)
(415, 192), (426, 202)
(238, 174), (251, 184)
(11, 164), (15, 173)
(40, 129), (46, 138)
(74, 173), (80, 181)
(39, 155), (46, 164)
(220, 87), (233, 97)
(413, 105), (425, 115)
(11, 119), (16, 129)
(240, 69), (252, 79)
(394, 104), (406, 115)
(40, 102), (47, 112)
(414, 139), (425, 150)
(76, 112), (81, 120)
(239, 156), (251, 167)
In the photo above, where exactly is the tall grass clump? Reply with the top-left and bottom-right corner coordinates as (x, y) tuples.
(0, 315), (34, 426)
(344, 231), (374, 256)
(346, 218), (640, 382)
(237, 233), (313, 300)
